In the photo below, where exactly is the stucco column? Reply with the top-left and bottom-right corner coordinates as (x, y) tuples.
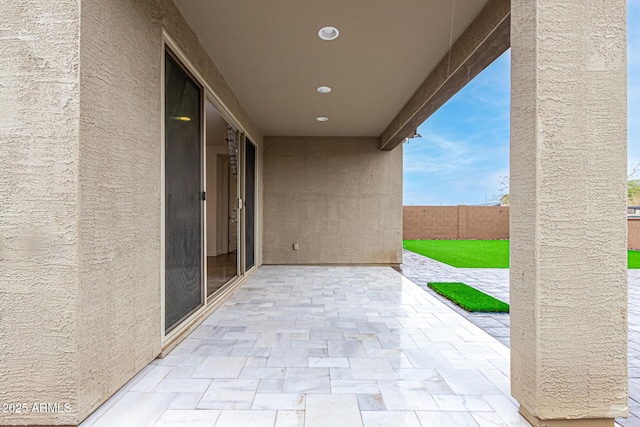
(510, 1), (627, 426)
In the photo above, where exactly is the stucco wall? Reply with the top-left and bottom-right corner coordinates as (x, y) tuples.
(76, 0), (164, 417)
(403, 206), (509, 240)
(263, 137), (402, 265)
(2, 0), (264, 425)
(510, 0), (627, 421)
(256, 141), (265, 267)
(0, 2), (80, 425)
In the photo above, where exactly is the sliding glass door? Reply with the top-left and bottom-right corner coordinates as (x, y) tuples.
(162, 43), (259, 338)
(164, 49), (204, 333)
(244, 139), (256, 271)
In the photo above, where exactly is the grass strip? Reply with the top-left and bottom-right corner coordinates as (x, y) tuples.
(630, 250), (640, 269)
(428, 282), (509, 313)
(403, 240), (509, 268)
(404, 239), (640, 269)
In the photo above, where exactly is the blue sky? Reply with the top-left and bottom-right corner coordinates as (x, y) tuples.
(404, 4), (639, 206)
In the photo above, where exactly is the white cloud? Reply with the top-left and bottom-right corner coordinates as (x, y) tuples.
(403, 134), (476, 176)
(403, 131), (509, 205)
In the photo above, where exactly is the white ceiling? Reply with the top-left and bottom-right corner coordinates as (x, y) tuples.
(174, 0), (489, 137)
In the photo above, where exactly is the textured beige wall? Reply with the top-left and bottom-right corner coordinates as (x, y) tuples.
(1, 0), (264, 425)
(403, 206), (509, 240)
(256, 140), (265, 267)
(0, 1), (80, 425)
(510, 0), (627, 421)
(263, 137), (402, 265)
(76, 0), (163, 418)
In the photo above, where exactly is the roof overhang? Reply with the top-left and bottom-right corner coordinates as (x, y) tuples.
(173, 0), (510, 148)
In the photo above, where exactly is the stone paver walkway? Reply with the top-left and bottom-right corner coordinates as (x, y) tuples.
(398, 250), (510, 347)
(81, 266), (531, 427)
(399, 248), (638, 427)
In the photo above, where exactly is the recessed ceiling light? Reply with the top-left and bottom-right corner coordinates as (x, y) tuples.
(318, 26), (339, 41)
(317, 86), (332, 94)
(316, 116), (329, 122)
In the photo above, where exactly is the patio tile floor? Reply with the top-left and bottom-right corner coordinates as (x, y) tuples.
(398, 250), (511, 347)
(80, 266), (531, 427)
(399, 248), (636, 427)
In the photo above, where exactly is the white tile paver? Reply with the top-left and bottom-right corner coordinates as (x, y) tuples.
(282, 367), (331, 394)
(350, 358), (397, 380)
(252, 393), (306, 410)
(80, 266), (530, 427)
(192, 356), (247, 378)
(197, 379), (259, 410)
(361, 410), (422, 427)
(167, 392), (203, 410)
(154, 378), (212, 394)
(416, 410), (480, 427)
(377, 380), (439, 411)
(275, 410), (305, 427)
(89, 391), (178, 427)
(129, 366), (174, 392)
(305, 394), (363, 427)
(214, 410), (277, 427)
(154, 409), (220, 427)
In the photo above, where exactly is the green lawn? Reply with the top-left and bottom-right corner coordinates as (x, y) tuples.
(428, 282), (509, 312)
(404, 239), (640, 269)
(630, 250), (640, 269)
(403, 240), (509, 268)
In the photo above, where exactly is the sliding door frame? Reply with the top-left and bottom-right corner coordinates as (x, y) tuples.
(160, 31), (258, 345)
(242, 137), (258, 274)
(163, 46), (206, 334)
